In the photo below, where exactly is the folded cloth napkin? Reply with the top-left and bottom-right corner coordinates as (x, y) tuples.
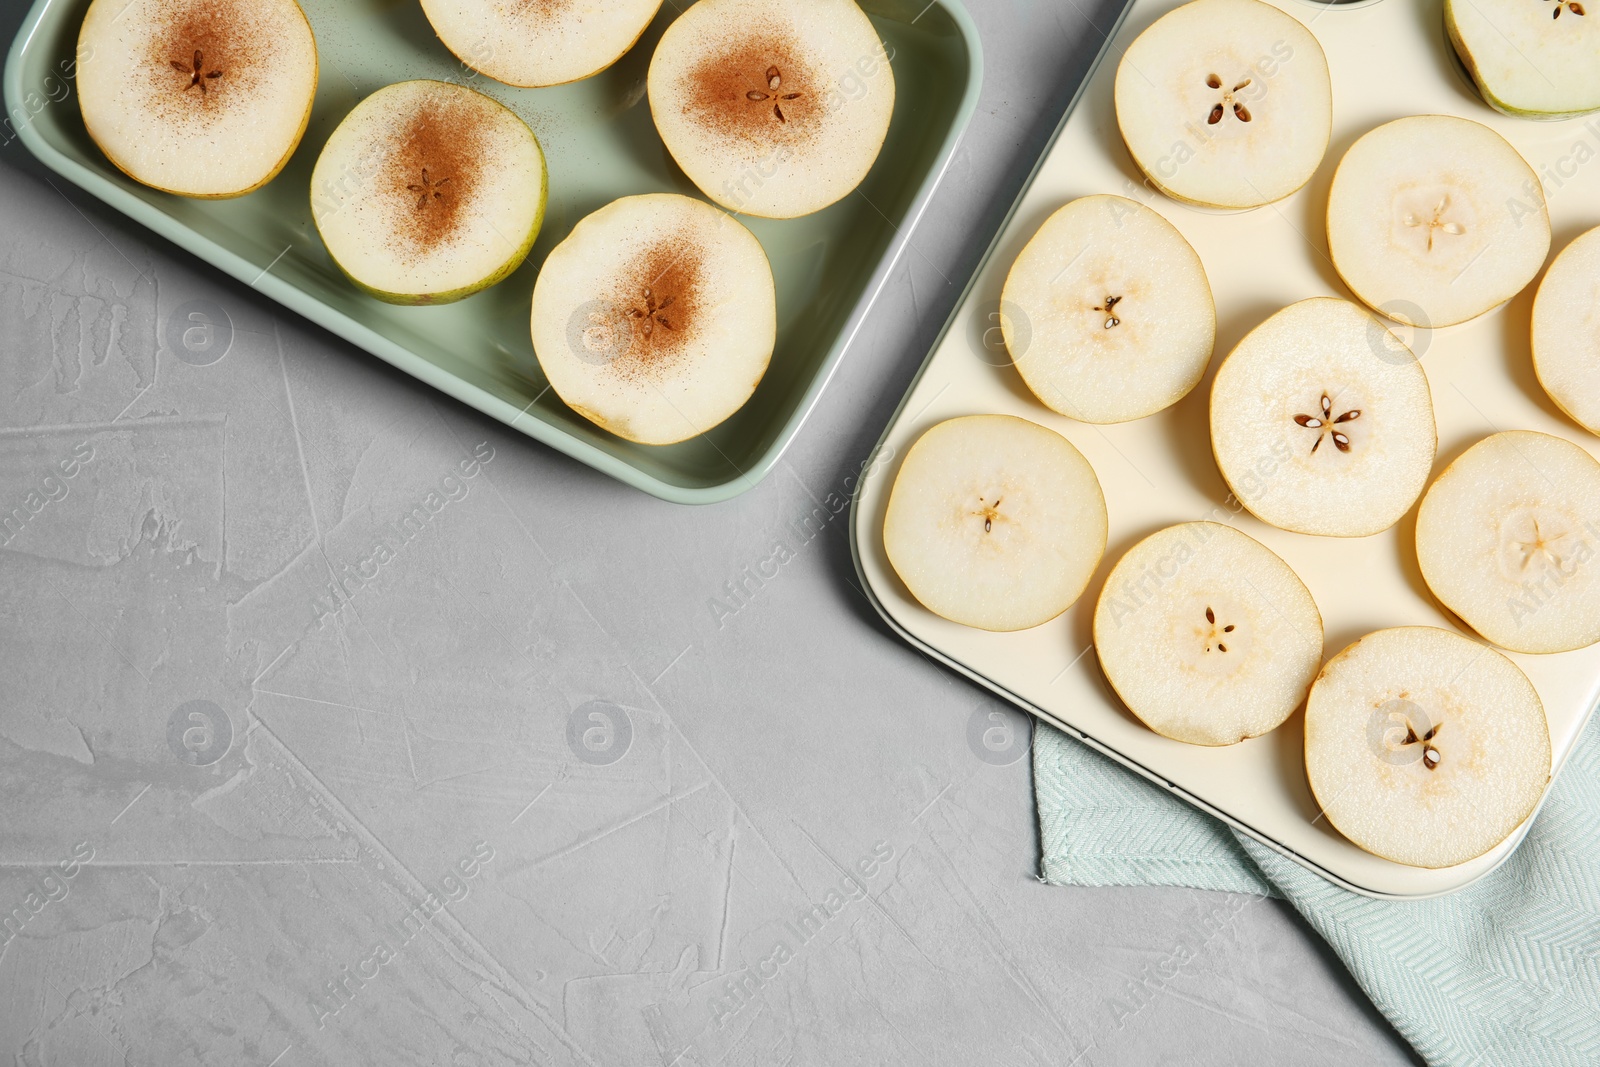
(1034, 718), (1600, 1067)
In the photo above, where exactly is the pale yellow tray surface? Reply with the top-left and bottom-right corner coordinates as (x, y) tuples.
(852, 0), (1600, 897)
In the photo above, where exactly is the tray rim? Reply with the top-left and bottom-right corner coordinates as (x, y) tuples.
(3, 0), (985, 506)
(845, 0), (1591, 900)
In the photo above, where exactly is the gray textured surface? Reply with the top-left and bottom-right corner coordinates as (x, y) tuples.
(0, 0), (1421, 1063)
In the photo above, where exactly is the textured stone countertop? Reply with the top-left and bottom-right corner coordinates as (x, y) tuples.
(0, 0), (1418, 1062)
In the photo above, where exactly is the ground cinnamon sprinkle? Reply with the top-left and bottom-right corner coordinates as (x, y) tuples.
(684, 28), (819, 143)
(385, 93), (488, 257)
(146, 0), (271, 126)
(610, 238), (705, 378)
(508, 0), (573, 24)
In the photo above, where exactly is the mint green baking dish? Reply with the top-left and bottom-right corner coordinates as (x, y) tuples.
(4, 0), (981, 503)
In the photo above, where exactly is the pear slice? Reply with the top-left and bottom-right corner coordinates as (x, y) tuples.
(1210, 298), (1437, 537)
(1327, 115), (1550, 329)
(882, 415), (1108, 632)
(1532, 225), (1600, 436)
(1094, 522), (1323, 746)
(76, 0), (318, 198)
(1305, 626), (1550, 869)
(1416, 431), (1600, 655)
(420, 0), (665, 88)
(999, 195), (1216, 424)
(647, 0), (894, 219)
(1446, 0), (1600, 119)
(311, 80), (547, 305)
(530, 193), (776, 446)
(1113, 0), (1331, 210)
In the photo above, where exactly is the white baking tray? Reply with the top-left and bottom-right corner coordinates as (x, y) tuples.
(850, 0), (1600, 897)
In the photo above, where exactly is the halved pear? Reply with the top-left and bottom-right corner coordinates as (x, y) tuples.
(1446, 0), (1600, 119)
(1095, 522), (1323, 746)
(1305, 626), (1550, 869)
(647, 0), (894, 219)
(1114, 0), (1331, 210)
(883, 415), (1108, 632)
(1532, 225), (1600, 436)
(999, 195), (1216, 424)
(1210, 298), (1437, 537)
(420, 0), (665, 88)
(1416, 431), (1600, 654)
(77, 0), (318, 198)
(311, 80), (547, 305)
(530, 193), (775, 446)
(1327, 115), (1550, 328)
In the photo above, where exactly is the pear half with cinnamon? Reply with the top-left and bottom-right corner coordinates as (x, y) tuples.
(648, 0), (894, 218)
(530, 194), (776, 445)
(77, 0), (318, 197)
(311, 80), (547, 305)
(421, 0), (665, 88)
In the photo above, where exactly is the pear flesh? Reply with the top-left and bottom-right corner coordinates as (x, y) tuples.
(530, 193), (776, 446)
(77, 0), (318, 198)
(1327, 115), (1550, 329)
(1000, 195), (1216, 424)
(1210, 298), (1437, 538)
(1532, 225), (1600, 437)
(311, 80), (547, 305)
(883, 415), (1108, 632)
(1114, 0), (1332, 210)
(1095, 522), (1324, 746)
(420, 0), (665, 88)
(1305, 626), (1550, 869)
(647, 0), (894, 219)
(1446, 0), (1600, 119)
(1416, 431), (1600, 655)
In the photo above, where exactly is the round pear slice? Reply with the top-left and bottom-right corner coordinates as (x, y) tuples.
(647, 0), (894, 219)
(77, 0), (318, 198)
(530, 193), (776, 446)
(1327, 116), (1550, 329)
(311, 80), (547, 306)
(1446, 0), (1600, 119)
(1113, 0), (1331, 210)
(1095, 523), (1323, 746)
(883, 415), (1108, 632)
(1305, 626), (1550, 869)
(1210, 298), (1437, 537)
(1532, 225), (1600, 436)
(420, 0), (664, 88)
(1000, 195), (1216, 424)
(1416, 431), (1600, 654)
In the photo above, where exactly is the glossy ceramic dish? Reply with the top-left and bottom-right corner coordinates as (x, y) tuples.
(851, 0), (1600, 897)
(4, 0), (982, 503)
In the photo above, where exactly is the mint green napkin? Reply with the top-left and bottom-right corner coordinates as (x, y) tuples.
(1034, 719), (1600, 1067)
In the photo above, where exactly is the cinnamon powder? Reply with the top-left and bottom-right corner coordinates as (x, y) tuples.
(147, 0), (268, 125)
(384, 93), (489, 257)
(684, 29), (819, 143)
(610, 238), (705, 377)
(509, 0), (574, 25)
